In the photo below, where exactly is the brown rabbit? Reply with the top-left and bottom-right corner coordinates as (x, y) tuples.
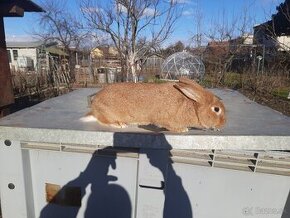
(82, 77), (226, 132)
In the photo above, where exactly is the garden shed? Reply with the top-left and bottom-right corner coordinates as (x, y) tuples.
(0, 0), (44, 117)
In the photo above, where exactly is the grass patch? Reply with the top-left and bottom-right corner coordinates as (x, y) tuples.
(272, 87), (290, 99)
(224, 72), (242, 89)
(200, 76), (214, 88)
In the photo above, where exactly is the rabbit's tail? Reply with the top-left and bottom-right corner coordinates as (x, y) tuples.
(79, 112), (98, 122)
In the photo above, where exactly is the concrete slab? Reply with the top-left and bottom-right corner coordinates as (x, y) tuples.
(0, 88), (289, 149)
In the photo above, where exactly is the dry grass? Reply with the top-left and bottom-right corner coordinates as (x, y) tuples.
(202, 72), (290, 116)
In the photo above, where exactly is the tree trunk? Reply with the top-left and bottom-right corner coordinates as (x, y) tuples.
(131, 64), (137, 83)
(128, 52), (138, 83)
(68, 50), (75, 82)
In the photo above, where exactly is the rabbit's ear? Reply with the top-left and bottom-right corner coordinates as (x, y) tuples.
(179, 77), (203, 91)
(174, 83), (201, 102)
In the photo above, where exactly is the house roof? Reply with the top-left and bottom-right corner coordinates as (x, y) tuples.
(91, 46), (119, 59)
(6, 41), (59, 48)
(207, 41), (230, 47)
(6, 41), (67, 56)
(254, 0), (290, 36)
(6, 41), (44, 48)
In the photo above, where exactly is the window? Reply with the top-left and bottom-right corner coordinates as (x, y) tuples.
(12, 50), (18, 61)
(7, 50), (11, 63)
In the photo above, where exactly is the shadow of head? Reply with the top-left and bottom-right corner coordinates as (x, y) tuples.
(113, 132), (173, 167)
(85, 147), (117, 173)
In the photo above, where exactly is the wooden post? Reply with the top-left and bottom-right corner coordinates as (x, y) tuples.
(0, 16), (14, 116)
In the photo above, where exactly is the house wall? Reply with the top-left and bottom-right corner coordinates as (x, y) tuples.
(277, 35), (290, 51)
(243, 35), (253, 45)
(7, 47), (38, 71)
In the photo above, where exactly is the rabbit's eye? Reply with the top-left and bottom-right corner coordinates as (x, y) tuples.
(211, 106), (221, 114)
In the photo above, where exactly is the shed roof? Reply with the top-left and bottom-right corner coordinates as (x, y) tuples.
(45, 46), (68, 56)
(1, 0), (44, 13)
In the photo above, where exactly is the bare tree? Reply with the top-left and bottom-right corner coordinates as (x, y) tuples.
(205, 5), (255, 42)
(190, 0), (203, 48)
(202, 4), (256, 84)
(34, 0), (88, 82)
(81, 0), (181, 82)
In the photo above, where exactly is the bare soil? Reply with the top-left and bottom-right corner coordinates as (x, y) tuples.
(240, 89), (290, 117)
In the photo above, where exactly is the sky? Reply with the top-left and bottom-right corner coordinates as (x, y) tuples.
(4, 0), (284, 46)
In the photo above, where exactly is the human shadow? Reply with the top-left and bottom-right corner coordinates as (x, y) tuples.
(282, 190), (290, 218)
(39, 147), (132, 218)
(113, 132), (193, 218)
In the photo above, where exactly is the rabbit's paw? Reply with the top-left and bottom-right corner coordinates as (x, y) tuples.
(110, 122), (128, 128)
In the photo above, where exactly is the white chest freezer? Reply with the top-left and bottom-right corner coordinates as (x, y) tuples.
(0, 88), (290, 218)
